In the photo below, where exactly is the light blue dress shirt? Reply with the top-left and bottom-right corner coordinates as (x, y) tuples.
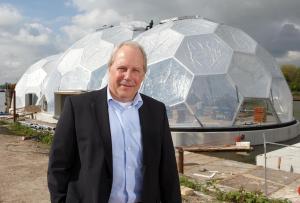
(107, 89), (144, 203)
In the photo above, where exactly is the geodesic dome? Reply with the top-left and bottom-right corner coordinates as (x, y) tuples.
(40, 21), (147, 113)
(55, 21), (147, 92)
(15, 54), (61, 109)
(16, 17), (292, 129)
(135, 16), (292, 127)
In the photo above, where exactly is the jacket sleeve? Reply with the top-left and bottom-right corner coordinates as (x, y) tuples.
(47, 97), (77, 203)
(159, 105), (182, 203)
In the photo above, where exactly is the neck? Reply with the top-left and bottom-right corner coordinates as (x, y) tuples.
(108, 87), (135, 103)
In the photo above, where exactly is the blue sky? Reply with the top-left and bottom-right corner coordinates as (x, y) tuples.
(1, 0), (300, 84)
(4, 0), (76, 19)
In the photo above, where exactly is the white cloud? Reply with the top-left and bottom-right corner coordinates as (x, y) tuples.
(0, 4), (22, 27)
(61, 8), (131, 42)
(277, 51), (300, 66)
(15, 23), (52, 45)
(61, 24), (90, 43)
(72, 9), (124, 28)
(0, 4), (61, 84)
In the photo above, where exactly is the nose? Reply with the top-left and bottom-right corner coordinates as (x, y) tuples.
(123, 70), (132, 80)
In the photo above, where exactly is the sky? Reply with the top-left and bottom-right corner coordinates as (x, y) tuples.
(0, 0), (300, 84)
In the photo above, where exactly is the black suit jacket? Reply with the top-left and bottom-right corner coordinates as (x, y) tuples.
(47, 87), (181, 203)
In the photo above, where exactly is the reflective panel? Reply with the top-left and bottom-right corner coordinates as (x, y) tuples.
(215, 25), (257, 53)
(136, 28), (184, 64)
(15, 54), (59, 109)
(57, 49), (84, 75)
(42, 69), (62, 113)
(87, 65), (108, 90)
(102, 26), (133, 44)
(15, 17), (293, 126)
(271, 78), (293, 122)
(167, 102), (198, 127)
(234, 98), (279, 126)
(186, 75), (239, 127)
(175, 34), (233, 75)
(228, 53), (271, 98)
(255, 45), (284, 78)
(59, 67), (90, 90)
(80, 37), (113, 72)
(141, 58), (193, 106)
(172, 18), (218, 36)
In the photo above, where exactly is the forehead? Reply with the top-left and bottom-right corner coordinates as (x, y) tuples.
(112, 45), (144, 68)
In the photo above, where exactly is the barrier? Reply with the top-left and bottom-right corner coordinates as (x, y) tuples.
(262, 133), (300, 197)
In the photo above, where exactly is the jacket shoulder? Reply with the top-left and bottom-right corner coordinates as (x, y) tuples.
(69, 89), (105, 102)
(140, 93), (165, 108)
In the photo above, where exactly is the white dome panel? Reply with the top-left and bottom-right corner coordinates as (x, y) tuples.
(271, 78), (293, 122)
(141, 58), (193, 106)
(256, 45), (284, 78)
(136, 29), (184, 64)
(80, 40), (113, 71)
(215, 25), (257, 53)
(59, 67), (90, 90)
(175, 34), (233, 75)
(172, 18), (218, 36)
(228, 53), (271, 98)
(186, 74), (239, 127)
(57, 49), (84, 75)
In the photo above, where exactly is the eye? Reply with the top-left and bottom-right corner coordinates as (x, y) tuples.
(117, 67), (126, 72)
(133, 69), (140, 73)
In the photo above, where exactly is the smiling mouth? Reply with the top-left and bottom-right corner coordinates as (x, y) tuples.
(121, 84), (134, 88)
(120, 80), (135, 87)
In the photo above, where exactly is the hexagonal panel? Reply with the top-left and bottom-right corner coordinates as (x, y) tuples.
(255, 45), (284, 78)
(42, 69), (62, 113)
(167, 102), (198, 127)
(171, 18), (218, 36)
(102, 26), (134, 44)
(270, 78), (293, 122)
(80, 40), (113, 72)
(136, 28), (184, 64)
(186, 74), (239, 127)
(228, 53), (271, 98)
(141, 58), (193, 106)
(57, 48), (84, 75)
(215, 25), (257, 53)
(15, 55), (59, 109)
(59, 66), (90, 90)
(234, 98), (280, 126)
(87, 64), (108, 90)
(175, 34), (233, 75)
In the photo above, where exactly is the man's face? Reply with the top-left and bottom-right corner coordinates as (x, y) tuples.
(108, 45), (145, 102)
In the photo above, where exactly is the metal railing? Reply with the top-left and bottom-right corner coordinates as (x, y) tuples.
(262, 133), (300, 196)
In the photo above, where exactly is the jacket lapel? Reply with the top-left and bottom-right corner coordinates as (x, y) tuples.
(91, 87), (113, 176)
(139, 97), (152, 167)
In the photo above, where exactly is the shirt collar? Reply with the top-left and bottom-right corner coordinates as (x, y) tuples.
(107, 87), (143, 109)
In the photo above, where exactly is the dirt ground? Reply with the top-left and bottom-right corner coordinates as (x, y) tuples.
(0, 126), (50, 203)
(0, 125), (210, 203)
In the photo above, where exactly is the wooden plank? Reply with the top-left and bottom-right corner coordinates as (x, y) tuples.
(176, 144), (253, 152)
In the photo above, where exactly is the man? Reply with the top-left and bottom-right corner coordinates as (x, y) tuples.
(48, 41), (181, 203)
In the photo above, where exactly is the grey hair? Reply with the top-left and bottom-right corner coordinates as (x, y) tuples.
(108, 41), (147, 72)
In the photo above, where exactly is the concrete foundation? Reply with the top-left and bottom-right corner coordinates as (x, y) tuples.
(171, 120), (300, 146)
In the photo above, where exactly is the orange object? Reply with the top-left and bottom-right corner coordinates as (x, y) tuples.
(253, 106), (266, 123)
(298, 186), (300, 195)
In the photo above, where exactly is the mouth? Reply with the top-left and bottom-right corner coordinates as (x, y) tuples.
(120, 84), (135, 89)
(120, 81), (135, 88)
